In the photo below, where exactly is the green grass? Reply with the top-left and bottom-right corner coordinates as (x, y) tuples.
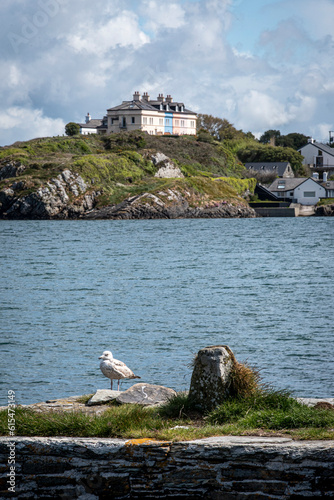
(1, 389), (333, 441)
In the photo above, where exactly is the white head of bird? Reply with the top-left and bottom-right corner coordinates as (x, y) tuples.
(99, 351), (113, 361)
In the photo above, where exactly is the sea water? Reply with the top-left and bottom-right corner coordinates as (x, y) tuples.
(0, 217), (333, 405)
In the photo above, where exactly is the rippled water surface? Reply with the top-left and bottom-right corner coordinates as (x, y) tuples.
(0, 218), (333, 405)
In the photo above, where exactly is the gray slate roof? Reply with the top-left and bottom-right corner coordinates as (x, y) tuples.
(245, 162), (291, 177)
(107, 100), (197, 115)
(321, 181), (334, 190)
(268, 178), (308, 192)
(79, 119), (104, 129)
(299, 141), (334, 157)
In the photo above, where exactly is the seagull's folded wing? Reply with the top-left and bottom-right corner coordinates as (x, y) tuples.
(113, 359), (133, 378)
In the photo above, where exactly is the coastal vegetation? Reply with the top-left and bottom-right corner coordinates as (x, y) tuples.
(0, 390), (333, 441)
(0, 124), (307, 217)
(1, 362), (333, 441)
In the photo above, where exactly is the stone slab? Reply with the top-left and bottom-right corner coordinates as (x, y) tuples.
(87, 389), (121, 406)
(116, 383), (176, 406)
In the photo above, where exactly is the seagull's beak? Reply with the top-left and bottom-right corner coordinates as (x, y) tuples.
(98, 355), (103, 359)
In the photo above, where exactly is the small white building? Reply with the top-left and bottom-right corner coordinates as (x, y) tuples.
(79, 113), (107, 135)
(268, 177), (326, 205)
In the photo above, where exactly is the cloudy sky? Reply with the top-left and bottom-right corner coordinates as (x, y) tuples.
(1, 0), (334, 146)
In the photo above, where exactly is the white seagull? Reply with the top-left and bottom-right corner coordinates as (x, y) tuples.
(99, 350), (141, 390)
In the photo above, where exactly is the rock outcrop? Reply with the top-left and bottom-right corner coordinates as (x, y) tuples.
(152, 152), (184, 179)
(0, 160), (27, 180)
(315, 203), (334, 216)
(188, 345), (236, 412)
(83, 190), (257, 220)
(0, 169), (99, 219)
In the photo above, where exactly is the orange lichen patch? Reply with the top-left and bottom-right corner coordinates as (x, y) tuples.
(125, 438), (171, 446)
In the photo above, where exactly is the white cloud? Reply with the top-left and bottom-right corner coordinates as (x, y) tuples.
(65, 11), (150, 55)
(1, 0), (334, 145)
(141, 1), (186, 31)
(0, 107), (65, 145)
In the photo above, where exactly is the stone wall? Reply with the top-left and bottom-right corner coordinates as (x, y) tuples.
(1, 436), (333, 499)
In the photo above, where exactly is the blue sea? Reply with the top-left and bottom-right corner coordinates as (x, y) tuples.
(0, 217), (333, 406)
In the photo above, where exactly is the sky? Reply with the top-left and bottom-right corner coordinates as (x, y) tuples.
(1, 0), (334, 146)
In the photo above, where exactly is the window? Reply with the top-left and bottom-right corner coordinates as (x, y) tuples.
(278, 182), (285, 189)
(131, 117), (135, 124)
(143, 117), (147, 124)
(159, 118), (163, 126)
(149, 117), (154, 125)
(166, 119), (170, 125)
(175, 120), (179, 126)
(190, 121), (195, 128)
(304, 191), (316, 197)
(181, 120), (185, 127)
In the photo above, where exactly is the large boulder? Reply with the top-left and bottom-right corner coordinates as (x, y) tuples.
(188, 345), (236, 412)
(116, 383), (176, 406)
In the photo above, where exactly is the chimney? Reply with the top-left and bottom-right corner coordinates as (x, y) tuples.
(133, 91), (141, 102)
(308, 137), (314, 144)
(165, 94), (173, 103)
(142, 92), (150, 102)
(85, 112), (91, 123)
(323, 171), (328, 182)
(157, 93), (164, 102)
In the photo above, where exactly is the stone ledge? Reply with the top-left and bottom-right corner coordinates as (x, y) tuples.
(0, 436), (333, 499)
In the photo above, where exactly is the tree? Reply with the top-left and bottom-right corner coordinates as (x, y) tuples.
(65, 122), (80, 136)
(237, 143), (306, 175)
(197, 114), (243, 142)
(259, 130), (281, 146)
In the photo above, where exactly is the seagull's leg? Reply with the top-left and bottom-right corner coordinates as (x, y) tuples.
(118, 379), (120, 391)
(110, 380), (113, 390)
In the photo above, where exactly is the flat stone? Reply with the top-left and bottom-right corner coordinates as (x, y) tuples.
(297, 397), (334, 407)
(116, 383), (176, 406)
(87, 389), (121, 406)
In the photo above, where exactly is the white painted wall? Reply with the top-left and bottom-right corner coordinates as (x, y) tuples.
(300, 143), (334, 167)
(293, 178), (326, 205)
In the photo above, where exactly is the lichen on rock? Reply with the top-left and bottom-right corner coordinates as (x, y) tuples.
(188, 345), (236, 412)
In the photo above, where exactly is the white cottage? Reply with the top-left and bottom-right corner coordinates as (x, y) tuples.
(268, 177), (326, 205)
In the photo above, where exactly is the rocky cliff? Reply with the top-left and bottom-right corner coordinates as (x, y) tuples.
(0, 134), (257, 220)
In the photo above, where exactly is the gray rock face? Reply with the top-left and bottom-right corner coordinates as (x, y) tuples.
(87, 389), (121, 406)
(116, 383), (177, 406)
(0, 169), (98, 219)
(188, 345), (235, 412)
(152, 152), (184, 179)
(83, 191), (257, 220)
(0, 161), (27, 180)
(315, 203), (334, 216)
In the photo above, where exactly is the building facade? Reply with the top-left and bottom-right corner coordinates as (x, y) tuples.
(268, 177), (326, 205)
(106, 92), (197, 136)
(298, 139), (334, 180)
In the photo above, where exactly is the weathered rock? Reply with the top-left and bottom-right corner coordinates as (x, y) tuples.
(116, 383), (177, 406)
(315, 203), (334, 216)
(0, 169), (98, 219)
(188, 345), (236, 412)
(82, 190), (257, 220)
(87, 389), (121, 406)
(0, 160), (27, 180)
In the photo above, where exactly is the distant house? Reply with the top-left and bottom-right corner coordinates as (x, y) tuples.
(78, 92), (197, 137)
(298, 139), (334, 179)
(245, 162), (294, 178)
(268, 177), (326, 205)
(321, 180), (334, 198)
(79, 113), (107, 135)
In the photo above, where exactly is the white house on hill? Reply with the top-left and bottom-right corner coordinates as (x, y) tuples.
(78, 92), (197, 136)
(268, 177), (326, 205)
(298, 139), (334, 179)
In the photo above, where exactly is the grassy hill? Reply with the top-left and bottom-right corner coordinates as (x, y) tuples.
(0, 132), (257, 218)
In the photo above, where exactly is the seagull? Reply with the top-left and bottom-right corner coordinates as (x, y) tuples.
(99, 351), (141, 390)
